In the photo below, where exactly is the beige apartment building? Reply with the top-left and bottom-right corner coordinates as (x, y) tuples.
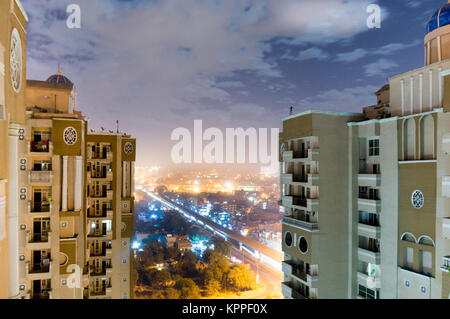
(0, 0), (136, 299)
(280, 1), (450, 299)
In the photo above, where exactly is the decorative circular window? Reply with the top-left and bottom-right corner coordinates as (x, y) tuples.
(280, 143), (286, 156)
(63, 127), (78, 145)
(284, 231), (293, 247)
(59, 252), (69, 266)
(405, 280), (410, 288)
(298, 236), (308, 254)
(10, 28), (22, 93)
(411, 190), (424, 209)
(124, 142), (133, 155)
(420, 286), (427, 293)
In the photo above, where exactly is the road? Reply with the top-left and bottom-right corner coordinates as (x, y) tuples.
(230, 247), (282, 299)
(138, 188), (283, 272)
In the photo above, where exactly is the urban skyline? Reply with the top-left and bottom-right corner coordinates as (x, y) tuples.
(2, 0), (450, 303)
(21, 0), (445, 168)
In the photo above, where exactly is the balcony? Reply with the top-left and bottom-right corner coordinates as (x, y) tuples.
(87, 208), (113, 219)
(26, 231), (52, 250)
(87, 229), (108, 238)
(282, 196), (319, 211)
(90, 290), (107, 297)
(89, 171), (113, 180)
(31, 289), (52, 300)
(357, 272), (381, 289)
(282, 261), (294, 276)
(27, 261), (53, 280)
(282, 149), (319, 162)
(358, 174), (381, 187)
(307, 148), (319, 161)
(440, 256), (450, 273)
(357, 198), (381, 213)
(29, 171), (52, 185)
(281, 282), (293, 299)
(281, 173), (293, 184)
(29, 141), (51, 153)
(89, 189), (113, 199)
(281, 281), (310, 299)
(283, 216), (319, 232)
(443, 218), (450, 239)
(89, 150), (113, 161)
(282, 151), (293, 161)
(357, 223), (380, 239)
(358, 248), (380, 264)
(29, 201), (51, 214)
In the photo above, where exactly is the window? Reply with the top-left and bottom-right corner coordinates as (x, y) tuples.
(404, 119), (415, 160)
(358, 285), (379, 299)
(420, 115), (434, 160)
(403, 247), (414, 270)
(419, 250), (433, 276)
(369, 139), (380, 156)
(298, 236), (308, 254)
(284, 232), (293, 247)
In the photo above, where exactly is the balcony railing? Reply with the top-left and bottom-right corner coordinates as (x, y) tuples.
(31, 289), (52, 299)
(88, 229), (107, 238)
(283, 216), (319, 231)
(31, 202), (51, 213)
(29, 262), (51, 274)
(30, 141), (50, 153)
(29, 171), (52, 184)
(29, 232), (50, 243)
(441, 256), (450, 272)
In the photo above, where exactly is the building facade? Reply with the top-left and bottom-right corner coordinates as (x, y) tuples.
(280, 1), (450, 299)
(0, 0), (136, 299)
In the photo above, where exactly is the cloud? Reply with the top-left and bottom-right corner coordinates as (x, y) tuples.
(297, 85), (380, 112)
(21, 0), (378, 165)
(336, 39), (422, 63)
(374, 39), (422, 56)
(364, 58), (399, 77)
(336, 48), (369, 62)
(294, 47), (330, 61)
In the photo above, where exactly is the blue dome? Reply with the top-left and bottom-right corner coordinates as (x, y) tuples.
(427, 3), (450, 33)
(46, 71), (72, 84)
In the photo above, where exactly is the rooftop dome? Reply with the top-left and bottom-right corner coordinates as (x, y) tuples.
(427, 2), (450, 33)
(46, 71), (72, 84)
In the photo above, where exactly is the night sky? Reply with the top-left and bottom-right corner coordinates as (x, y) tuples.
(21, 0), (445, 167)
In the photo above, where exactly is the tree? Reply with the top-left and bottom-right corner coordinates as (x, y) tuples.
(174, 278), (201, 299)
(210, 237), (232, 257)
(204, 278), (221, 296)
(165, 246), (180, 260)
(149, 290), (165, 299)
(165, 288), (181, 299)
(152, 270), (172, 288)
(227, 265), (256, 291)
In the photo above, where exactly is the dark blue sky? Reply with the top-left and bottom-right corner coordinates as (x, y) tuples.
(21, 0), (446, 167)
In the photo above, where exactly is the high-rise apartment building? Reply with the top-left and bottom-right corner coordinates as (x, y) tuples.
(1, 0), (29, 299)
(85, 133), (136, 299)
(0, 0), (136, 299)
(280, 1), (450, 299)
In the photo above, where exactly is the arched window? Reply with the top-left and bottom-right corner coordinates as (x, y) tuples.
(404, 119), (416, 160)
(401, 232), (417, 243)
(418, 235), (435, 247)
(420, 115), (435, 160)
